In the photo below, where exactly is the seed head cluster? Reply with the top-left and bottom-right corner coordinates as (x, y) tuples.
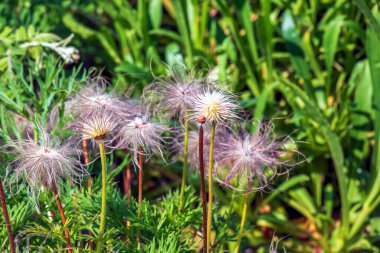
(4, 67), (299, 199)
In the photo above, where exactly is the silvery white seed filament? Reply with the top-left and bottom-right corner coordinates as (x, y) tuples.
(75, 111), (118, 142)
(189, 87), (240, 125)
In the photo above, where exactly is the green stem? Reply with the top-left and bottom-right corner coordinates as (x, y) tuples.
(180, 112), (189, 211)
(207, 122), (216, 253)
(234, 190), (249, 253)
(137, 145), (143, 250)
(96, 141), (107, 253)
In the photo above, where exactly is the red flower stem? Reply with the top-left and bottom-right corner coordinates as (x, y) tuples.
(82, 139), (92, 190)
(199, 124), (207, 253)
(123, 150), (132, 228)
(123, 150), (132, 205)
(51, 183), (73, 253)
(0, 177), (15, 253)
(81, 139), (94, 250)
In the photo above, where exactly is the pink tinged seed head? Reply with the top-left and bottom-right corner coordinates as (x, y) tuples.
(113, 115), (167, 168)
(6, 126), (86, 193)
(69, 77), (139, 120)
(215, 121), (298, 192)
(143, 67), (202, 118)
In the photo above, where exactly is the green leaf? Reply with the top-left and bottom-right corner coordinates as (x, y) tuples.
(149, 0), (163, 30)
(258, 175), (309, 207)
(323, 15), (344, 74)
(281, 10), (312, 80)
(275, 79), (348, 238)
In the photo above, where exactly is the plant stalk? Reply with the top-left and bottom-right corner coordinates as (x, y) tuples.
(138, 146), (143, 217)
(123, 150), (132, 205)
(207, 121), (216, 252)
(180, 111), (189, 211)
(137, 145), (143, 247)
(51, 183), (72, 253)
(0, 177), (15, 253)
(234, 187), (250, 253)
(82, 139), (92, 191)
(199, 123), (207, 253)
(97, 140), (107, 253)
(123, 150), (132, 229)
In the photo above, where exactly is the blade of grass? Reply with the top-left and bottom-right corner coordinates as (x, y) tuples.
(214, 0), (260, 96)
(172, 0), (193, 66)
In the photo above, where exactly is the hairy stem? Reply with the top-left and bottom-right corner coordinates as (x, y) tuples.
(137, 146), (143, 248)
(0, 177), (15, 253)
(207, 121), (216, 252)
(199, 124), (207, 253)
(97, 141), (107, 253)
(180, 111), (189, 211)
(234, 189), (250, 253)
(123, 150), (132, 205)
(123, 151), (132, 229)
(82, 139), (92, 191)
(51, 183), (72, 253)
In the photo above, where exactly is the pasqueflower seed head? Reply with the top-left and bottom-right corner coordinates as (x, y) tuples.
(6, 126), (85, 193)
(189, 87), (239, 125)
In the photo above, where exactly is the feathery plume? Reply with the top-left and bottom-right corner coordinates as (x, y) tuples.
(144, 66), (202, 119)
(215, 121), (296, 192)
(114, 114), (167, 166)
(69, 77), (138, 119)
(7, 126), (85, 192)
(189, 87), (239, 125)
(75, 111), (118, 142)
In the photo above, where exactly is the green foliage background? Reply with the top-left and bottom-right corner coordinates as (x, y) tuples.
(0, 0), (380, 252)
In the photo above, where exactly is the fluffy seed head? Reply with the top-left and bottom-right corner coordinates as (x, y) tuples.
(143, 67), (202, 118)
(114, 115), (167, 167)
(215, 122), (297, 192)
(69, 77), (137, 119)
(190, 88), (239, 124)
(76, 111), (118, 141)
(6, 126), (85, 193)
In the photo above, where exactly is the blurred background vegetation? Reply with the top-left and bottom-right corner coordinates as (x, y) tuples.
(1, 0), (380, 252)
